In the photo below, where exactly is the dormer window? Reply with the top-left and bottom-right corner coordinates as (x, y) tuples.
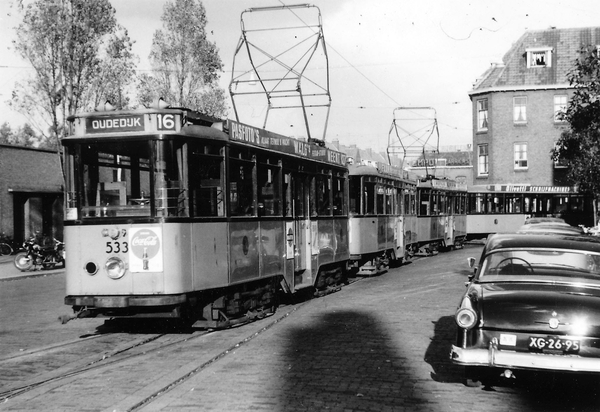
(526, 47), (552, 68)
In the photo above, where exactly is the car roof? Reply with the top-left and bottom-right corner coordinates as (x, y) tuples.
(523, 217), (567, 225)
(484, 233), (600, 254)
(517, 223), (584, 235)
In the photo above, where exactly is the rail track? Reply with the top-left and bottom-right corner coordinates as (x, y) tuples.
(0, 302), (305, 410)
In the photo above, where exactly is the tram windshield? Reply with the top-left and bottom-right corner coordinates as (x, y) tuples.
(64, 139), (188, 219)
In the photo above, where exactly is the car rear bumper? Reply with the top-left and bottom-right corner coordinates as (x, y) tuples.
(450, 344), (600, 373)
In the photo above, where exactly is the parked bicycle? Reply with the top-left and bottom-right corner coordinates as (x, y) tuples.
(0, 232), (18, 256)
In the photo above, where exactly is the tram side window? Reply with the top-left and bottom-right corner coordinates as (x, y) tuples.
(492, 194), (505, 213)
(392, 188), (399, 215)
(348, 177), (361, 215)
(284, 173), (292, 217)
(154, 140), (189, 217)
(404, 189), (414, 215)
(332, 173), (346, 216)
(506, 194), (523, 213)
(257, 159), (281, 217)
(364, 181), (376, 215)
(420, 190), (430, 215)
(229, 153), (255, 217)
(190, 144), (224, 217)
(293, 173), (307, 217)
(459, 194), (466, 214)
(376, 186), (385, 215)
(315, 172), (332, 216)
(432, 192), (440, 215)
(439, 192), (447, 215)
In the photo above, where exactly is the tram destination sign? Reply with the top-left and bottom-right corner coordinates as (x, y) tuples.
(228, 120), (347, 167)
(85, 115), (146, 134)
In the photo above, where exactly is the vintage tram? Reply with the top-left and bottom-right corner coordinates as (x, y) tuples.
(346, 160), (467, 275)
(415, 178), (468, 254)
(347, 161), (417, 275)
(466, 184), (594, 239)
(61, 105), (349, 328)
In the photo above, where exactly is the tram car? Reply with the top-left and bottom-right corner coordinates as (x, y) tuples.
(466, 184), (594, 239)
(61, 104), (349, 328)
(347, 161), (417, 275)
(415, 178), (467, 254)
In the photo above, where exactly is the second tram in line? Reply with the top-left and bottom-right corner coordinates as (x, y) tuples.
(347, 161), (467, 275)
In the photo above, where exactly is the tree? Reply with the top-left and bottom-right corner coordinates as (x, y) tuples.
(10, 0), (136, 147)
(0, 122), (43, 148)
(138, 0), (227, 117)
(552, 45), (600, 226)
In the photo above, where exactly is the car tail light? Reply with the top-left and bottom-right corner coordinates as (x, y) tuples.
(456, 307), (477, 330)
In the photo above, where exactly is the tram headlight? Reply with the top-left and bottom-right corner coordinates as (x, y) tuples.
(105, 257), (126, 279)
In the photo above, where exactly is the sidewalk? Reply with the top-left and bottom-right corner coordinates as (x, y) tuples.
(0, 254), (63, 281)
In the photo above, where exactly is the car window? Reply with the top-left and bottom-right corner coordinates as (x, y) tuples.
(480, 249), (600, 282)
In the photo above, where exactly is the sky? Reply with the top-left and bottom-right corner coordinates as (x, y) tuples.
(1, 0), (600, 153)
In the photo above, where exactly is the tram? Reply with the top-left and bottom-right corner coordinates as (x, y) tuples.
(347, 161), (417, 275)
(466, 184), (594, 239)
(61, 105), (349, 327)
(415, 178), (467, 254)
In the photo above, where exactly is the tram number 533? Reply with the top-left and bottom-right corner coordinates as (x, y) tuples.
(106, 241), (129, 254)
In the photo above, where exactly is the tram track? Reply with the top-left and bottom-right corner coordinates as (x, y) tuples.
(0, 322), (223, 402)
(0, 332), (171, 401)
(0, 276), (362, 410)
(0, 302), (306, 407)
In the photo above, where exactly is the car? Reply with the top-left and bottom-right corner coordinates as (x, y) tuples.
(450, 233), (600, 385)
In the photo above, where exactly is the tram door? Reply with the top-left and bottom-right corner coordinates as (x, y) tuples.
(287, 171), (312, 289)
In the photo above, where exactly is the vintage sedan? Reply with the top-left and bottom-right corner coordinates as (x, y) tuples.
(450, 233), (600, 384)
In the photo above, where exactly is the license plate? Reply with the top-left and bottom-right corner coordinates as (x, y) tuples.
(528, 336), (580, 353)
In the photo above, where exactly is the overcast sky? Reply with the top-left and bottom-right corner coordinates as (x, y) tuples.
(1, 0), (599, 152)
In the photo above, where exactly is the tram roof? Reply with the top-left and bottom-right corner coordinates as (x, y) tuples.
(348, 162), (416, 183)
(64, 107), (348, 168)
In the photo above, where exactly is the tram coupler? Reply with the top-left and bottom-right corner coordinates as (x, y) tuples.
(58, 307), (95, 324)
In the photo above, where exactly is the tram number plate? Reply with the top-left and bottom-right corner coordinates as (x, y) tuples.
(529, 336), (580, 353)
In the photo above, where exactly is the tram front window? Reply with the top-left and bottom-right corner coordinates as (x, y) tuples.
(65, 140), (188, 219)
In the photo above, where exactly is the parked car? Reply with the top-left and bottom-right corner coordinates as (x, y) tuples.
(451, 233), (600, 385)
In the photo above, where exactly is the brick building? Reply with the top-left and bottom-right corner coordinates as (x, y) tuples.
(469, 26), (600, 186)
(0, 144), (64, 244)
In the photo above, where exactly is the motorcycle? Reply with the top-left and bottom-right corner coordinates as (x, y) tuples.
(14, 235), (66, 271)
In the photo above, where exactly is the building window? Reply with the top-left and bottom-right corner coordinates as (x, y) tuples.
(514, 143), (528, 169)
(554, 95), (567, 122)
(477, 99), (488, 131)
(526, 47), (552, 68)
(478, 144), (488, 176)
(513, 96), (527, 123)
(554, 141), (568, 168)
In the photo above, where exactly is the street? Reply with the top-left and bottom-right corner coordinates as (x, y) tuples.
(2, 245), (600, 411)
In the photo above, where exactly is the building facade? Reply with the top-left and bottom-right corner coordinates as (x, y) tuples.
(0, 144), (64, 244)
(470, 26), (600, 187)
